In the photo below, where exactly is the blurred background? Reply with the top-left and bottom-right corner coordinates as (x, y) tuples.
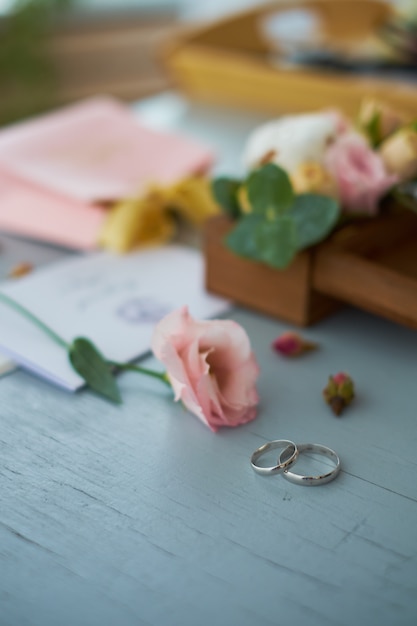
(0, 0), (416, 126)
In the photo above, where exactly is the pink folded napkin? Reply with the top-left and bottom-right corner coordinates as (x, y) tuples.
(0, 167), (105, 249)
(0, 96), (214, 202)
(0, 96), (214, 248)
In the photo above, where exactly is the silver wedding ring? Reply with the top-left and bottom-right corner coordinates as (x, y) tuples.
(251, 440), (341, 486)
(250, 439), (299, 475)
(280, 443), (341, 486)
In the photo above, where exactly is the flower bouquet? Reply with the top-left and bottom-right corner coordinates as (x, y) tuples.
(206, 98), (417, 327)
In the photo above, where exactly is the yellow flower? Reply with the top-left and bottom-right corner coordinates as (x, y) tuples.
(98, 187), (175, 253)
(168, 176), (220, 225)
(379, 127), (417, 182)
(290, 161), (337, 197)
(98, 177), (220, 253)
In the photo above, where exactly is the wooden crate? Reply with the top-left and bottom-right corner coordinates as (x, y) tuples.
(204, 213), (417, 329)
(205, 215), (340, 326)
(162, 0), (417, 117)
(313, 213), (417, 328)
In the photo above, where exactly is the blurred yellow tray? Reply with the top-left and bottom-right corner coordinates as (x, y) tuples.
(163, 0), (417, 116)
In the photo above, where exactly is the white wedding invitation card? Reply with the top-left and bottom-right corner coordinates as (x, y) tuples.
(0, 245), (230, 391)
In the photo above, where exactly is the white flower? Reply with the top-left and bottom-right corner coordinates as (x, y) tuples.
(242, 112), (345, 172)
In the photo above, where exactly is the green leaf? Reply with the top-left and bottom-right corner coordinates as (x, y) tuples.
(226, 214), (263, 259)
(290, 194), (340, 250)
(247, 163), (294, 217)
(69, 337), (122, 404)
(226, 213), (297, 268)
(211, 177), (242, 218)
(254, 216), (298, 269)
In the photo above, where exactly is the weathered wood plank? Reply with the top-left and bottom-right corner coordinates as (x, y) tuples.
(0, 307), (417, 625)
(1, 94), (416, 626)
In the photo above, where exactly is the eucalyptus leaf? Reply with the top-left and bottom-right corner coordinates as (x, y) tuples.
(69, 337), (121, 404)
(290, 194), (340, 250)
(226, 214), (264, 260)
(254, 216), (298, 269)
(247, 163), (294, 217)
(211, 177), (242, 218)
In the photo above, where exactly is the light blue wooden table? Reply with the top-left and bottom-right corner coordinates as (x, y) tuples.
(1, 94), (417, 626)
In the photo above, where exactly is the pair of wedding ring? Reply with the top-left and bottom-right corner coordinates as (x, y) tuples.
(250, 439), (341, 486)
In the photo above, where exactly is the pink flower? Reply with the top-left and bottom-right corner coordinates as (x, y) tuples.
(324, 131), (398, 214)
(151, 306), (259, 431)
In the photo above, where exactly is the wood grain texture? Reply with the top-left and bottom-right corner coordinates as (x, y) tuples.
(205, 215), (339, 326)
(1, 305), (417, 626)
(313, 214), (417, 329)
(205, 213), (417, 329)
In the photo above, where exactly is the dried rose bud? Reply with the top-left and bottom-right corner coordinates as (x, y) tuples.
(272, 331), (317, 357)
(323, 372), (355, 416)
(8, 262), (33, 278)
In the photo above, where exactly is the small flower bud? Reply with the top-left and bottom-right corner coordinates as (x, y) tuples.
(323, 372), (355, 416)
(358, 97), (407, 144)
(379, 127), (417, 182)
(272, 331), (317, 357)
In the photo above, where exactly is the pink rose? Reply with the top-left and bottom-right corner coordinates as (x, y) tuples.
(324, 131), (398, 215)
(151, 306), (259, 431)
